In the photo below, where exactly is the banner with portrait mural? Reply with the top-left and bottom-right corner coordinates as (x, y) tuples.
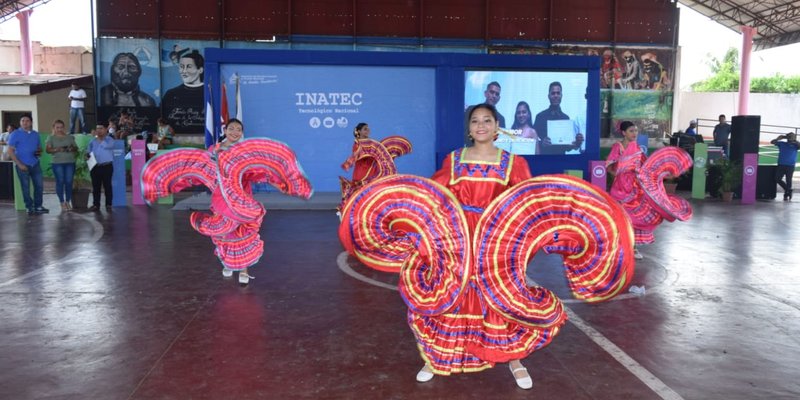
(160, 40), (219, 134)
(96, 38), (162, 135)
(218, 64), (437, 192)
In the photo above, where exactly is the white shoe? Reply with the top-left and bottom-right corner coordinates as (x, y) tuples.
(238, 272), (253, 285)
(222, 268), (233, 278)
(416, 365), (434, 383)
(633, 248), (644, 260)
(509, 363), (533, 390)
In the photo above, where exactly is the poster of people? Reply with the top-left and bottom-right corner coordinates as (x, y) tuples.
(96, 38), (162, 135)
(160, 40), (218, 134)
(584, 47), (674, 91)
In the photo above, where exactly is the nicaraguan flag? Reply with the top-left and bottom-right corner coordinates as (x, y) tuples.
(205, 95), (215, 148)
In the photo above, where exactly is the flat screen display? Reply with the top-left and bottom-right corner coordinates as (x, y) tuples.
(464, 70), (588, 156)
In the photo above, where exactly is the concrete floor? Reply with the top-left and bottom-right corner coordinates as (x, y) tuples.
(0, 192), (798, 399)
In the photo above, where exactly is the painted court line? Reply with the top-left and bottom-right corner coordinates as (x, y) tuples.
(337, 251), (684, 399)
(0, 213), (104, 289)
(565, 307), (685, 400)
(336, 251), (398, 291)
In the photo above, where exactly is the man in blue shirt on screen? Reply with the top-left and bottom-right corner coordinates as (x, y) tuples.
(533, 81), (584, 155)
(7, 115), (48, 215)
(771, 132), (799, 201)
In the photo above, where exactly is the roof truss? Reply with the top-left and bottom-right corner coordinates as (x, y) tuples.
(681, 0), (800, 50)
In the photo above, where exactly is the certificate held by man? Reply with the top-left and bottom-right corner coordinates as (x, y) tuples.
(87, 151), (97, 171)
(547, 119), (577, 145)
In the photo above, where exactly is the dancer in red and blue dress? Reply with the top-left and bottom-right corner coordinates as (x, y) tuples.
(340, 104), (637, 390)
(339, 122), (412, 216)
(420, 104), (535, 386)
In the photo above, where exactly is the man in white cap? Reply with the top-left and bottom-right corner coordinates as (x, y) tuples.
(686, 120), (698, 136)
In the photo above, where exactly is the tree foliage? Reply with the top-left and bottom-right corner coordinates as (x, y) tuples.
(691, 47), (800, 93)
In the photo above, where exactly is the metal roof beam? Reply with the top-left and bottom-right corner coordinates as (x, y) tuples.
(0, 0), (50, 24)
(754, 29), (800, 50)
(688, 0), (793, 40)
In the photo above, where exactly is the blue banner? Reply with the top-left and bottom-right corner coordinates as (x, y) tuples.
(218, 64), (436, 192)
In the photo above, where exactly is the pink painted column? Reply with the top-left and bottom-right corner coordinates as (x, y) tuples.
(16, 10), (33, 75)
(738, 26), (757, 115)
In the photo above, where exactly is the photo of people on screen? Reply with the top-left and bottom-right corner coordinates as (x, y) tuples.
(533, 82), (584, 155)
(464, 81), (506, 144)
(494, 101), (540, 155)
(465, 71), (587, 156)
(100, 52), (157, 107)
(161, 49), (205, 134)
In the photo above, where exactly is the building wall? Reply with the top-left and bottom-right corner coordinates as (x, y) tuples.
(35, 89), (72, 133)
(36, 46), (93, 75)
(0, 95), (37, 128)
(675, 92), (800, 140)
(0, 40), (92, 75)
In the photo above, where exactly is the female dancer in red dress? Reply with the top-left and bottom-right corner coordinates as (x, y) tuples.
(347, 123), (374, 183)
(606, 121), (648, 259)
(142, 118), (313, 285)
(340, 105), (636, 391)
(339, 122), (412, 216)
(606, 120), (694, 259)
(418, 104), (534, 388)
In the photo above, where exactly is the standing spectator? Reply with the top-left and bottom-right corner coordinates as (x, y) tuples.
(153, 117), (175, 149)
(68, 82), (87, 133)
(685, 120), (698, 136)
(87, 123), (115, 211)
(0, 123), (14, 161)
(712, 114), (732, 156)
(115, 111), (135, 140)
(45, 120), (77, 212)
(107, 119), (118, 138)
(771, 132), (799, 201)
(7, 115), (48, 215)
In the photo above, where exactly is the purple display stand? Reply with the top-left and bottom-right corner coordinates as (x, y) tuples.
(590, 160), (607, 191)
(741, 153), (757, 205)
(112, 140), (127, 207)
(131, 139), (147, 205)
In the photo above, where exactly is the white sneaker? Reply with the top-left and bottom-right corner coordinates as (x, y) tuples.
(633, 248), (644, 260)
(238, 272), (253, 285)
(222, 268), (233, 278)
(509, 363), (533, 390)
(416, 365), (434, 383)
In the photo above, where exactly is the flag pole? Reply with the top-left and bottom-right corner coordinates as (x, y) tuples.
(205, 82), (217, 146)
